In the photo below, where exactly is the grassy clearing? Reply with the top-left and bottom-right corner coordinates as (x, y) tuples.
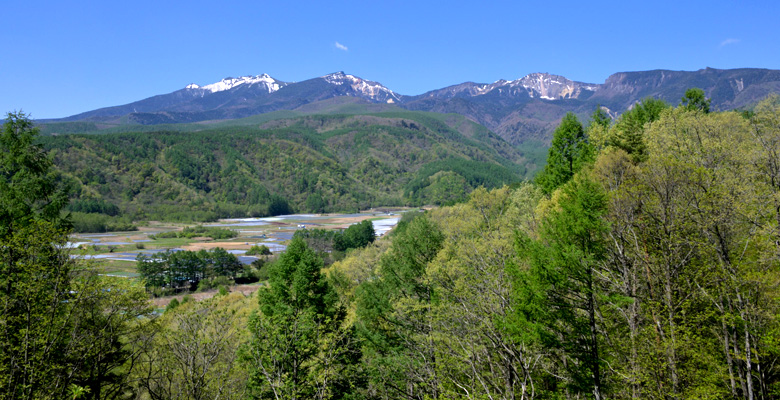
(143, 237), (196, 249)
(84, 259), (140, 278)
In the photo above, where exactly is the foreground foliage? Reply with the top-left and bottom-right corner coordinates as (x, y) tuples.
(132, 292), (251, 400)
(7, 93), (780, 399)
(326, 95), (780, 399)
(1, 113), (154, 399)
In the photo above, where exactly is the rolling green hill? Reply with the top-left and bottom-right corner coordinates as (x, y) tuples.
(43, 111), (531, 222)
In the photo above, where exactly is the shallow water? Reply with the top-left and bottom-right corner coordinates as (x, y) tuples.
(372, 217), (400, 236)
(69, 212), (400, 269)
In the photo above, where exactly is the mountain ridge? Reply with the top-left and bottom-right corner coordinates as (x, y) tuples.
(41, 67), (780, 144)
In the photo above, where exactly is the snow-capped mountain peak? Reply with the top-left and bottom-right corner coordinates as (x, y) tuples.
(321, 72), (401, 103)
(322, 71), (351, 85)
(420, 73), (601, 101)
(509, 73), (599, 100)
(185, 74), (285, 94)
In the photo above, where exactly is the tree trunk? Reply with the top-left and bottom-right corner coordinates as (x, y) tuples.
(588, 272), (602, 400)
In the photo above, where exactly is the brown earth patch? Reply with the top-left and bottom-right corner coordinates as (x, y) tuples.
(152, 283), (263, 308)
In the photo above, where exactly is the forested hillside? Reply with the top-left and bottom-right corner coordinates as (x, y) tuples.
(43, 112), (529, 222)
(4, 93), (780, 400)
(320, 94), (780, 399)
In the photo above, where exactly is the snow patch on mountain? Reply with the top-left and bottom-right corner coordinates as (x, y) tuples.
(322, 72), (401, 102)
(506, 73), (599, 100)
(186, 74), (284, 94)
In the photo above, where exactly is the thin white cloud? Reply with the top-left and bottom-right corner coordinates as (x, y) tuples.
(720, 38), (740, 47)
(335, 42), (348, 51)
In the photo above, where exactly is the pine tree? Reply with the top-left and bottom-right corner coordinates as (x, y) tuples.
(536, 112), (594, 195)
(245, 237), (359, 399)
(0, 111), (70, 237)
(613, 97), (669, 162)
(517, 174), (610, 399)
(355, 215), (444, 399)
(0, 112), (74, 399)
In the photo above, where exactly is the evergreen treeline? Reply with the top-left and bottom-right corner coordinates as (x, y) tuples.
(69, 212), (137, 233)
(294, 219), (376, 252)
(136, 248), (244, 290)
(149, 225), (238, 240)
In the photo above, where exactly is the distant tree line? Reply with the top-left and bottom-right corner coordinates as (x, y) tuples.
(136, 248), (243, 290)
(150, 225), (238, 240)
(293, 219), (376, 253)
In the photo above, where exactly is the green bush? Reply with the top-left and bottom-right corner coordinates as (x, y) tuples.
(166, 298), (180, 311)
(179, 225), (237, 239)
(150, 231), (178, 239)
(197, 276), (233, 292)
(246, 244), (272, 255)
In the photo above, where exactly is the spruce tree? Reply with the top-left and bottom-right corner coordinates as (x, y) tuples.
(245, 237), (358, 399)
(517, 175), (610, 399)
(0, 112), (74, 399)
(536, 112), (594, 195)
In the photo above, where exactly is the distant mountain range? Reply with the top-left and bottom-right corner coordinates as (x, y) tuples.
(43, 68), (780, 144)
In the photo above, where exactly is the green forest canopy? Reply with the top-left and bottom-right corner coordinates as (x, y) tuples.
(5, 93), (780, 399)
(42, 112), (529, 225)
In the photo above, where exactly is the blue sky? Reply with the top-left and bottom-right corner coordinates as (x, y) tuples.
(2, 0), (778, 118)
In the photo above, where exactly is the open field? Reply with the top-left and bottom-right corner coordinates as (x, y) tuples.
(71, 209), (405, 256)
(69, 209), (408, 302)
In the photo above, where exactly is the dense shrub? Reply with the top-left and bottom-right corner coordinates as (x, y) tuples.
(246, 244), (272, 255)
(150, 225), (238, 240)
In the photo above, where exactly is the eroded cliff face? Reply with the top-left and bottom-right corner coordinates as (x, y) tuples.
(598, 70), (688, 96)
